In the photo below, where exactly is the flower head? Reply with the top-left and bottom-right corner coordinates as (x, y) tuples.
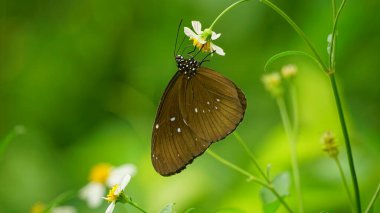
(184, 21), (225, 56)
(321, 131), (339, 158)
(281, 64), (298, 79)
(262, 72), (283, 97)
(104, 175), (131, 213)
(79, 163), (137, 208)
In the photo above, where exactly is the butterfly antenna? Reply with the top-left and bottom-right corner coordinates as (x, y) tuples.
(176, 35), (186, 56)
(200, 50), (216, 65)
(191, 44), (204, 59)
(173, 19), (183, 58)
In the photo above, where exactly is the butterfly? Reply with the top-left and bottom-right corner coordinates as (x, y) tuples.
(151, 54), (247, 176)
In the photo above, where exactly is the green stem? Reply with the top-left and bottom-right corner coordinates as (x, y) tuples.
(334, 157), (354, 210)
(128, 200), (147, 213)
(207, 149), (293, 213)
(260, 0), (328, 72)
(330, 74), (361, 212)
(209, 0), (248, 30)
(233, 132), (270, 182)
(289, 81), (299, 137)
(329, 0), (346, 71)
(365, 183), (380, 213)
(276, 96), (304, 213)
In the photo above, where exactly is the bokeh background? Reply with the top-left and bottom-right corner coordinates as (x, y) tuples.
(1, 0), (379, 212)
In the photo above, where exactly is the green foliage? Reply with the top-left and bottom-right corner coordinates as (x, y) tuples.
(260, 173), (290, 213)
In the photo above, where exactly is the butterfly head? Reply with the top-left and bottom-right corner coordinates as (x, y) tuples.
(175, 55), (200, 75)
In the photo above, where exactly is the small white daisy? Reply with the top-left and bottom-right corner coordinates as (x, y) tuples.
(79, 163), (137, 208)
(184, 21), (225, 56)
(104, 175), (131, 213)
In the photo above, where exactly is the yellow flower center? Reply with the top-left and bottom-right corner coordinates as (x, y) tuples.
(105, 184), (119, 202)
(30, 202), (45, 213)
(89, 163), (112, 183)
(191, 38), (211, 53)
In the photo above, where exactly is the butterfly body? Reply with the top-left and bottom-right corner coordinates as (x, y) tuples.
(152, 55), (246, 176)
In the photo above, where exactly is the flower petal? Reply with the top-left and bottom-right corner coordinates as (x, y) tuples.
(51, 206), (77, 213)
(79, 182), (106, 208)
(211, 32), (221, 40)
(211, 43), (225, 56)
(191, 21), (202, 35)
(115, 174), (131, 195)
(184, 27), (196, 38)
(105, 202), (116, 213)
(106, 164), (137, 187)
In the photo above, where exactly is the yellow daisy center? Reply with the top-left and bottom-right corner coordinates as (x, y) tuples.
(191, 38), (211, 53)
(89, 163), (112, 183)
(105, 184), (119, 202)
(30, 202), (45, 213)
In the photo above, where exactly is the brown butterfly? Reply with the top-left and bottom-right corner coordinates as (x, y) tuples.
(151, 54), (247, 176)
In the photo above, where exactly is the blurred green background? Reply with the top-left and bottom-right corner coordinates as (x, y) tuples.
(1, 0), (379, 212)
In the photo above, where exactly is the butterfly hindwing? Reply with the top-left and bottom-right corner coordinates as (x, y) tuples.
(179, 67), (246, 141)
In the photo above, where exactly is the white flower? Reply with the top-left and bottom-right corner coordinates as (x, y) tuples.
(51, 206), (77, 213)
(80, 182), (106, 208)
(79, 163), (137, 208)
(104, 175), (132, 213)
(184, 21), (225, 56)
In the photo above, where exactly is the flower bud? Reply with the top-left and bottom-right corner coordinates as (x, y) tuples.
(281, 64), (297, 79)
(262, 72), (283, 97)
(321, 131), (339, 158)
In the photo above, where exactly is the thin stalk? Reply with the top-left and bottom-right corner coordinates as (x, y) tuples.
(329, 0), (347, 71)
(276, 96), (304, 213)
(233, 132), (270, 182)
(209, 0), (248, 30)
(330, 74), (361, 212)
(128, 201), (147, 213)
(365, 183), (380, 213)
(207, 149), (293, 213)
(289, 82), (299, 137)
(334, 157), (354, 210)
(260, 0), (328, 72)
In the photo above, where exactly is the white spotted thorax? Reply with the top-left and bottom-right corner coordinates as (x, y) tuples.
(175, 55), (200, 79)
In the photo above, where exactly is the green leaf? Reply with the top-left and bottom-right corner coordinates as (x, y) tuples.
(44, 191), (75, 212)
(260, 172), (291, 213)
(0, 125), (25, 157)
(184, 208), (196, 213)
(159, 203), (176, 213)
(215, 207), (246, 213)
(264, 50), (322, 72)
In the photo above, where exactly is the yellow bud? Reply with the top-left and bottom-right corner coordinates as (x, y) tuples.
(321, 131), (339, 158)
(281, 64), (297, 79)
(262, 72), (283, 97)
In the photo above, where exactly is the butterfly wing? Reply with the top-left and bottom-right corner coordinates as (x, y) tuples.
(152, 67), (246, 176)
(179, 67), (246, 141)
(152, 72), (209, 176)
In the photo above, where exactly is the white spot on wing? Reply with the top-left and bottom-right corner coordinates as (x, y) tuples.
(215, 106), (218, 109)
(195, 108), (198, 113)
(170, 117), (176, 121)
(183, 119), (188, 125)
(177, 128), (181, 133)
(216, 98), (220, 102)
(207, 101), (210, 105)
(155, 124), (159, 129)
